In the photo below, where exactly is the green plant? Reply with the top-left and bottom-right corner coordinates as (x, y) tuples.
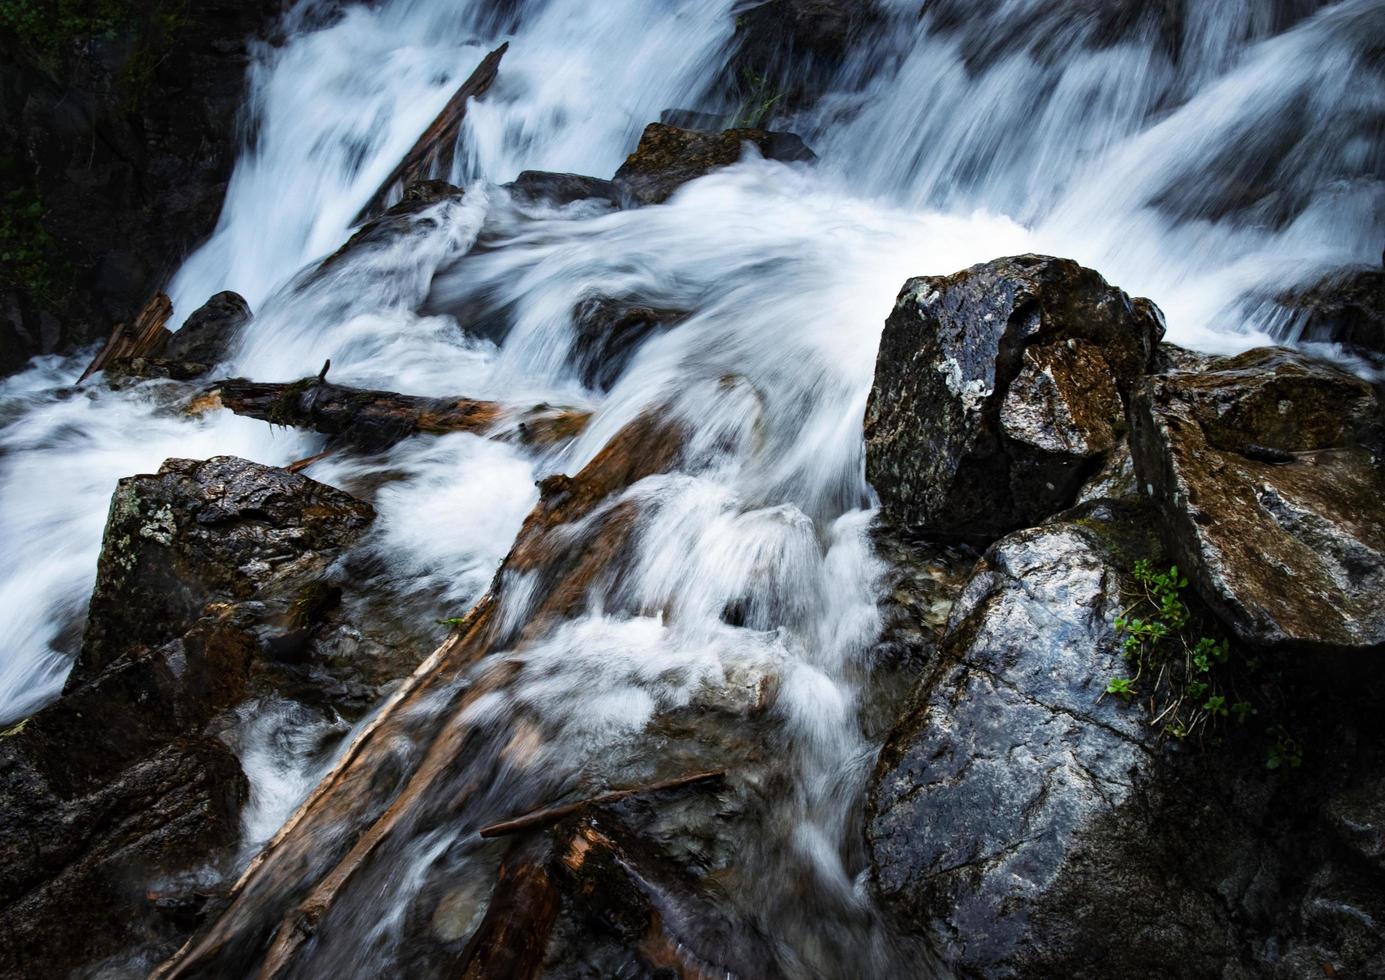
(1106, 561), (1250, 743)
(1266, 726), (1303, 770)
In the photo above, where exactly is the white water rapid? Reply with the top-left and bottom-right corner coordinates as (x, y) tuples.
(1, 0), (1382, 975)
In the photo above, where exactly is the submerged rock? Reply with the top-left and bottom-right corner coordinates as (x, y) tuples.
(1130, 346), (1385, 652)
(1275, 264), (1385, 356)
(571, 296), (689, 390)
(725, 0), (881, 116)
(864, 254), (1164, 542)
(612, 122), (815, 206)
(506, 170), (620, 208)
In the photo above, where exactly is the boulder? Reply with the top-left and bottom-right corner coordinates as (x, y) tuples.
(571, 296), (689, 390)
(1130, 346), (1385, 652)
(507, 171), (620, 209)
(864, 255), (1164, 542)
(612, 123), (815, 206)
(0, 456), (379, 976)
(1275, 264), (1385, 356)
(867, 499), (1385, 979)
(79, 455), (376, 680)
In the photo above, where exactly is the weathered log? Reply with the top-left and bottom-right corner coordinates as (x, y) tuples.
(478, 769), (725, 839)
(201, 375), (591, 451)
(76, 292), (173, 384)
(455, 835), (565, 980)
(353, 43), (508, 224)
(154, 410), (686, 979)
(551, 811), (783, 980)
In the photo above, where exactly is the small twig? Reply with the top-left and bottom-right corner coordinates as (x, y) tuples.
(478, 769), (725, 839)
(287, 448), (336, 474)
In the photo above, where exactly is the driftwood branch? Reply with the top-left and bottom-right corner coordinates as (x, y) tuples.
(77, 293), (173, 384)
(353, 43), (508, 224)
(478, 769), (725, 839)
(201, 376), (590, 451)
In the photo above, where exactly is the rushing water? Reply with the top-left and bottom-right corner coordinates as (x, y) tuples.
(2, 0), (1382, 974)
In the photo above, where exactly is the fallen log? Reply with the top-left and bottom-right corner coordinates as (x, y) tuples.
(201, 375), (591, 451)
(154, 409), (687, 979)
(354, 43), (508, 224)
(455, 835), (565, 980)
(77, 292), (173, 384)
(478, 769), (725, 839)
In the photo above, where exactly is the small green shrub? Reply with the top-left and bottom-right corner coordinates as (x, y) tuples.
(1107, 561), (1247, 740)
(1106, 559), (1299, 769)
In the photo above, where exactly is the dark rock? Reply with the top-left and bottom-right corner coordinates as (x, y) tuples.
(725, 0), (881, 115)
(864, 255), (1164, 542)
(868, 514), (1158, 977)
(1275, 265), (1385, 356)
(0, 0), (287, 375)
(165, 291), (250, 367)
(571, 297), (688, 390)
(0, 454), (383, 976)
(612, 123), (816, 206)
(0, 728), (247, 980)
(507, 171), (620, 208)
(1130, 346), (1385, 651)
(868, 501), (1385, 979)
(79, 455), (376, 680)
(316, 179), (465, 277)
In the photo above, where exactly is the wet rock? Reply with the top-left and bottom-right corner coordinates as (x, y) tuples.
(868, 515), (1156, 976)
(867, 502), (1385, 978)
(864, 255), (1164, 542)
(612, 122), (816, 206)
(1275, 265), (1385, 356)
(319, 179), (466, 276)
(79, 455), (376, 680)
(165, 292), (251, 368)
(0, 455), (380, 977)
(571, 296), (688, 390)
(0, 732), (246, 980)
(726, 0), (881, 114)
(507, 170), (620, 208)
(1130, 346), (1385, 651)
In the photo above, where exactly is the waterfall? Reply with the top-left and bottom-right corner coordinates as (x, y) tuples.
(0, 0), (1381, 973)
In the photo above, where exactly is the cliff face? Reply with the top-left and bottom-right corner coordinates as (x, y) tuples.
(0, 0), (286, 375)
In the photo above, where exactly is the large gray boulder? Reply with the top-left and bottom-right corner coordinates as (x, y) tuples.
(1130, 346), (1385, 652)
(0, 456), (378, 977)
(867, 494), (1385, 978)
(864, 255), (1164, 541)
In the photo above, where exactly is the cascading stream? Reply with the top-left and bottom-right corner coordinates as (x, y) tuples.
(0, 0), (1381, 975)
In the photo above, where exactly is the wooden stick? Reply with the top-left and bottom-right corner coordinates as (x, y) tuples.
(478, 769), (725, 839)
